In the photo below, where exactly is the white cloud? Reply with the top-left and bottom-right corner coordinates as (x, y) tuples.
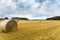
(0, 0), (60, 19)
(0, 0), (17, 10)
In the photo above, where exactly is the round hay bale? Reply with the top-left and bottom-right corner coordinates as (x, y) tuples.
(0, 20), (17, 33)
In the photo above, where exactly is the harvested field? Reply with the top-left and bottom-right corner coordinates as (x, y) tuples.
(0, 20), (60, 40)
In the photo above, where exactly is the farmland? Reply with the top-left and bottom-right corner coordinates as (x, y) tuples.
(0, 20), (60, 40)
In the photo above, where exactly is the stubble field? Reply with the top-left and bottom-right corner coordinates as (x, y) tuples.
(0, 20), (60, 40)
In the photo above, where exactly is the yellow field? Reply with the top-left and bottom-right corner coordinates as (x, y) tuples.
(0, 20), (60, 40)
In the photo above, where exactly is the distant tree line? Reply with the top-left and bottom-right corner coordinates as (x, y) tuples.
(11, 17), (29, 20)
(46, 16), (60, 20)
(0, 17), (29, 20)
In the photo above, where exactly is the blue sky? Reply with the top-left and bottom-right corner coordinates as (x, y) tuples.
(0, 0), (60, 19)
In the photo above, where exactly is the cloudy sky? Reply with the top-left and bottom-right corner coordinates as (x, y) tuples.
(0, 0), (60, 19)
